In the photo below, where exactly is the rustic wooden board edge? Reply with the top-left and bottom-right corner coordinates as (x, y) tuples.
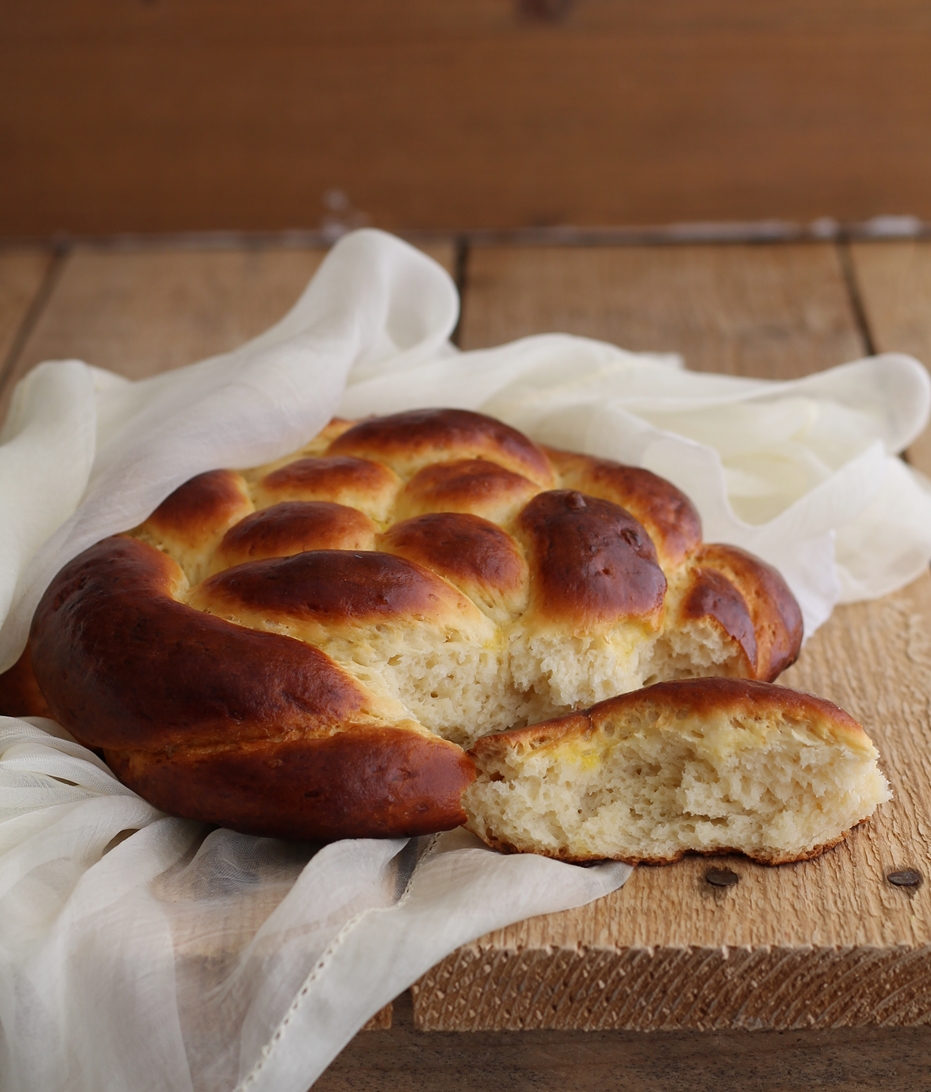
(412, 942), (931, 1032)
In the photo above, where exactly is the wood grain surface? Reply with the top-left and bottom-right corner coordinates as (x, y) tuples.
(461, 243), (866, 377)
(4, 2), (931, 234)
(849, 240), (931, 476)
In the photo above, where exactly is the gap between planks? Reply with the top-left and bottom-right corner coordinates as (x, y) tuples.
(0, 248), (59, 398)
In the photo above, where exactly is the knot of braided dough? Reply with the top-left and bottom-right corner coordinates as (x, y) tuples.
(29, 408), (804, 843)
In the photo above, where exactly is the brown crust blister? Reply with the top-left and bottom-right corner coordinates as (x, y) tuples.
(546, 447), (702, 566)
(518, 490), (667, 630)
(693, 544), (804, 680)
(141, 469), (253, 546)
(255, 455), (402, 522)
(108, 727), (476, 841)
(395, 458), (539, 524)
(193, 549), (477, 630)
(379, 513), (529, 618)
(214, 501), (376, 569)
(328, 408), (556, 487)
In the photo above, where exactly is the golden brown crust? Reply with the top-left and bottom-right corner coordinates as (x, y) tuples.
(108, 727), (475, 841)
(141, 469), (253, 549)
(468, 677), (875, 865)
(471, 677), (867, 760)
(546, 447), (702, 567)
(693, 544), (803, 680)
(193, 548), (477, 632)
(679, 566), (757, 673)
(29, 537), (378, 751)
(214, 501), (376, 568)
(396, 458), (539, 524)
(587, 676), (866, 742)
(474, 824), (863, 866)
(255, 455), (402, 521)
(472, 711), (593, 754)
(30, 535), (474, 837)
(518, 490), (666, 630)
(328, 408), (556, 487)
(379, 512), (528, 616)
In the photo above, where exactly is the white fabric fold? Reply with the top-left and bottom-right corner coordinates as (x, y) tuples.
(0, 228), (929, 1090)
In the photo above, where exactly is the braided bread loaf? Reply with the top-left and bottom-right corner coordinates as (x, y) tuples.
(27, 408), (806, 843)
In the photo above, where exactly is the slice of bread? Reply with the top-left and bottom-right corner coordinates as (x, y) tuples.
(464, 678), (891, 864)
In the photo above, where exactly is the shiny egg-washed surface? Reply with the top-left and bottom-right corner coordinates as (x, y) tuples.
(28, 409), (803, 841)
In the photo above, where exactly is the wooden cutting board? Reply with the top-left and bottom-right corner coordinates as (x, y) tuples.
(3, 236), (931, 1087)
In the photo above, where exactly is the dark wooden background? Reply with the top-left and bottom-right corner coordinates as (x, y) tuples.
(3, 0), (931, 237)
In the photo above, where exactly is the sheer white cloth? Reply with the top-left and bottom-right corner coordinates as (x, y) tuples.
(0, 229), (929, 1091)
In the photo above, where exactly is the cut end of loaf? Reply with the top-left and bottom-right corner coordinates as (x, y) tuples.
(462, 678), (891, 865)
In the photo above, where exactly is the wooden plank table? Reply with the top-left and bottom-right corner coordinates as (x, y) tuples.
(2, 236), (931, 1090)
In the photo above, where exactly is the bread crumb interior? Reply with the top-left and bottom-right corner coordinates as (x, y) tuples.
(463, 705), (891, 862)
